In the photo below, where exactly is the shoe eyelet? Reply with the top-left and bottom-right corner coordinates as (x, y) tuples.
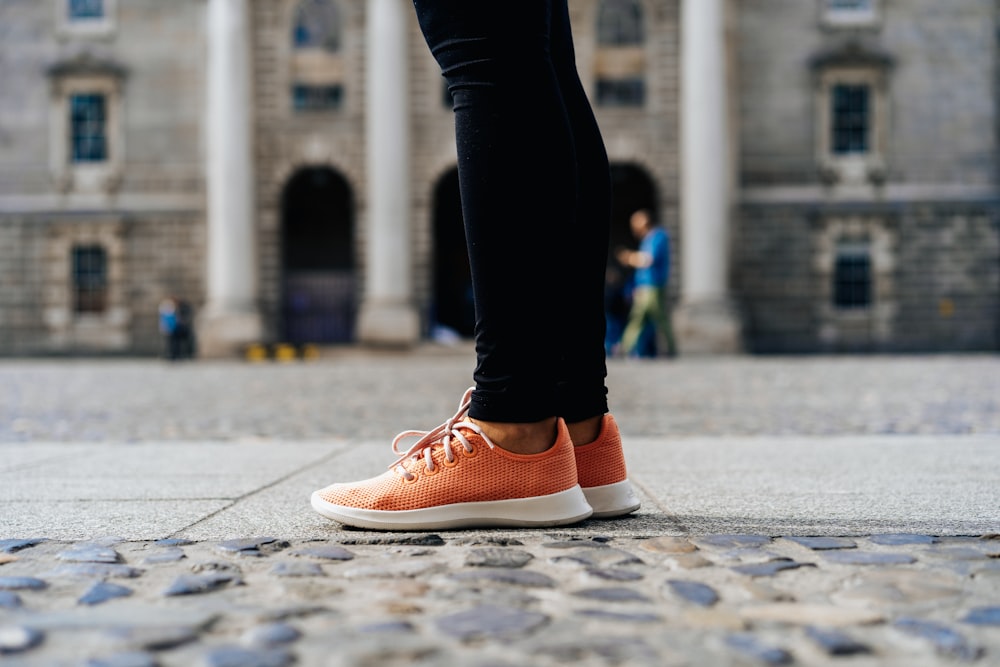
(402, 472), (419, 484)
(442, 456), (459, 468)
(461, 446), (478, 459)
(424, 464), (439, 477)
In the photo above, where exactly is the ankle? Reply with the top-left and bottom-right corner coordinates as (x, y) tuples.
(566, 415), (603, 446)
(469, 417), (558, 455)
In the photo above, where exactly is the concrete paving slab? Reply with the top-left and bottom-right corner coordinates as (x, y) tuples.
(0, 441), (343, 502)
(0, 441), (347, 540)
(0, 445), (71, 474)
(0, 500), (233, 541)
(175, 434), (999, 541)
(628, 435), (1000, 536)
(3, 435), (996, 540)
(173, 440), (370, 540)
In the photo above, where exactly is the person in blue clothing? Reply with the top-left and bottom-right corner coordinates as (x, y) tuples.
(616, 209), (678, 358)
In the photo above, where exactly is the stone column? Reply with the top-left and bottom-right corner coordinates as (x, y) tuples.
(357, 0), (420, 345)
(198, 0), (262, 357)
(676, 0), (742, 353)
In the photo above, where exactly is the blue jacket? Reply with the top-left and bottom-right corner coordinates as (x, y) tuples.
(634, 227), (670, 287)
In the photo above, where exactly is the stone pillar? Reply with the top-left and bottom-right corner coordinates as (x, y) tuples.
(677, 0), (742, 353)
(198, 0), (262, 357)
(357, 0), (420, 345)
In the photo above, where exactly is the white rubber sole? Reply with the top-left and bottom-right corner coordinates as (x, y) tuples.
(583, 479), (641, 519)
(311, 485), (594, 531)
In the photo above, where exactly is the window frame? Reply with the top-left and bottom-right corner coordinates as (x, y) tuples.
(821, 0), (880, 29)
(816, 67), (887, 185)
(49, 74), (124, 193)
(593, 0), (648, 109)
(57, 0), (117, 38)
(597, 0), (645, 47)
(815, 215), (897, 347)
(289, 0), (345, 114)
(43, 221), (130, 351)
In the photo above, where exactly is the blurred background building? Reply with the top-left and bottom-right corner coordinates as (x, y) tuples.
(0, 0), (997, 356)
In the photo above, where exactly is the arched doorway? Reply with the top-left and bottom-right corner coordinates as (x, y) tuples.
(609, 163), (658, 254)
(607, 163), (660, 355)
(281, 167), (355, 343)
(431, 168), (475, 339)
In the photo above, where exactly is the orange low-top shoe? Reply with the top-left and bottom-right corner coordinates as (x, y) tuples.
(311, 388), (593, 531)
(573, 414), (641, 518)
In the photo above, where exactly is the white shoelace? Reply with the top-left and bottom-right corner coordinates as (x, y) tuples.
(389, 387), (496, 481)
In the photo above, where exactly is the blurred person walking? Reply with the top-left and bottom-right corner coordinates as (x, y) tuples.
(311, 0), (640, 530)
(158, 297), (180, 361)
(617, 209), (678, 358)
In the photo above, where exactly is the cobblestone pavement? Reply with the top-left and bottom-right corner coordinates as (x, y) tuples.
(1, 351), (999, 442)
(1, 353), (999, 665)
(1, 533), (998, 666)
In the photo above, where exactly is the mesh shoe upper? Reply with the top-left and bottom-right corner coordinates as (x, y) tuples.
(314, 389), (580, 512)
(573, 414), (628, 489)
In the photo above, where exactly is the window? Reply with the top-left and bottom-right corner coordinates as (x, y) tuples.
(833, 242), (871, 309)
(828, 0), (871, 10)
(595, 0), (646, 108)
(48, 69), (124, 193)
(59, 0), (115, 36)
(815, 67), (887, 185)
(293, 0), (341, 51)
(293, 84), (343, 112)
(598, 0), (644, 46)
(823, 0), (879, 27)
(831, 84), (869, 155)
(596, 78), (645, 107)
(69, 0), (104, 20)
(72, 245), (108, 314)
(291, 0), (344, 112)
(815, 216), (896, 348)
(70, 94), (108, 163)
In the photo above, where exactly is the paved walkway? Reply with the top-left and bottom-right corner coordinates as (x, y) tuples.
(1, 353), (998, 665)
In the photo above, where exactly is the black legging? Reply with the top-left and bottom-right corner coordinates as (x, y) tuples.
(413, 0), (611, 424)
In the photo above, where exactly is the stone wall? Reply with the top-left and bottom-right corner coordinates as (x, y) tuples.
(251, 0), (367, 342)
(736, 203), (1000, 353)
(0, 0), (206, 355)
(0, 214), (204, 356)
(738, 0), (998, 187)
(735, 0), (999, 352)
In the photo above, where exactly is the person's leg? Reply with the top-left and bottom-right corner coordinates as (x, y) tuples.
(652, 287), (678, 357)
(413, 0), (575, 444)
(539, 0), (638, 519)
(548, 0), (612, 444)
(311, 0), (593, 530)
(621, 287), (654, 356)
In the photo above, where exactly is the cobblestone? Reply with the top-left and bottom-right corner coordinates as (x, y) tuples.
(78, 582), (133, 606)
(2, 355), (997, 442)
(0, 534), (995, 665)
(0, 592), (22, 609)
(665, 579), (720, 607)
(804, 625), (872, 656)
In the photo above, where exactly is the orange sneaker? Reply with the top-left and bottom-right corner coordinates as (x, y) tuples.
(311, 388), (593, 530)
(573, 414), (641, 518)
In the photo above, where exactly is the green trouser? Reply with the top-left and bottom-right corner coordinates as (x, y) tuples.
(621, 285), (677, 357)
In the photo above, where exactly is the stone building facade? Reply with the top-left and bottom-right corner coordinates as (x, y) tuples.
(0, 0), (996, 355)
(736, 0), (1000, 352)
